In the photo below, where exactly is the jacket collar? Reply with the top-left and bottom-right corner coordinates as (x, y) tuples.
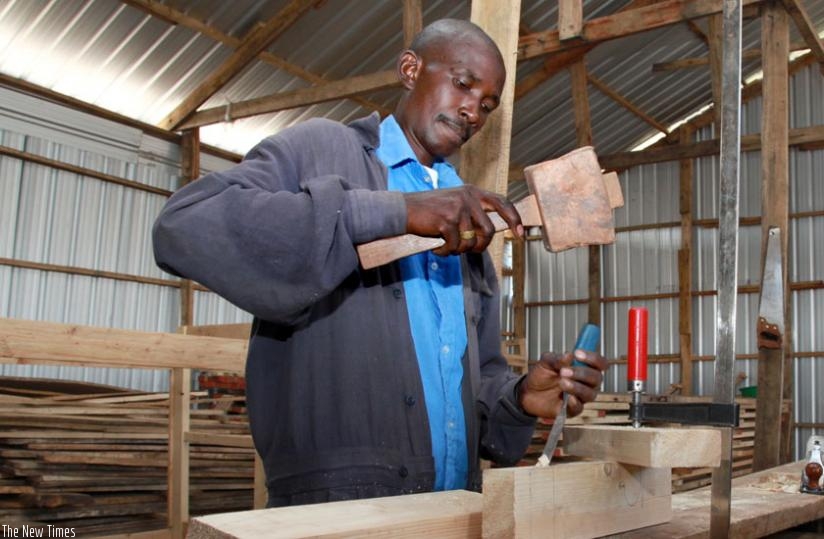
(348, 112), (382, 152)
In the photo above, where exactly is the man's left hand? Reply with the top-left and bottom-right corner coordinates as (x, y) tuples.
(518, 349), (608, 419)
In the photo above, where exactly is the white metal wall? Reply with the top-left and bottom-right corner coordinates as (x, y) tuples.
(0, 86), (250, 391)
(520, 62), (824, 460)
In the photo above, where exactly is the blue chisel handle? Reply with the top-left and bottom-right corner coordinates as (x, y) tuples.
(572, 323), (600, 366)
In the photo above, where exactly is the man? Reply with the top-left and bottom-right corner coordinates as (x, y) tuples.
(153, 19), (606, 507)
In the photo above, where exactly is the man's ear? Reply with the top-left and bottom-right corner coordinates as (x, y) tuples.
(397, 50), (421, 90)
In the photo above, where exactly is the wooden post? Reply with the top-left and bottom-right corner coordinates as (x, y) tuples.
(461, 0), (522, 275)
(402, 0), (422, 48)
(707, 14), (723, 135)
(558, 0), (583, 41)
(169, 367), (191, 538)
(569, 58), (601, 326)
(180, 129), (200, 328)
(754, 1), (790, 471)
(678, 125), (694, 395)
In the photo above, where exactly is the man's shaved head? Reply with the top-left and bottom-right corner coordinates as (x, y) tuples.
(409, 19), (504, 67)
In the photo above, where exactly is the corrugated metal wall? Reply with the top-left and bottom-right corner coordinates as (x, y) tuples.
(518, 62), (823, 459)
(0, 86), (249, 391)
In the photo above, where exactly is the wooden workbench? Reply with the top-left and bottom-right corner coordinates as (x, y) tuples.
(187, 461), (824, 538)
(618, 461), (824, 538)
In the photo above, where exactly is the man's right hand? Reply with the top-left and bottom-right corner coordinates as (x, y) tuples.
(404, 185), (524, 256)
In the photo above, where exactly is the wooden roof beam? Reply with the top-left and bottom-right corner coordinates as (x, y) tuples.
(587, 73), (669, 133)
(599, 124), (824, 170)
(517, 0), (764, 61)
(157, 0), (321, 131)
(178, 70), (399, 129)
(514, 0), (661, 101)
(779, 0), (824, 75)
(652, 41), (808, 71)
(122, 0), (390, 117)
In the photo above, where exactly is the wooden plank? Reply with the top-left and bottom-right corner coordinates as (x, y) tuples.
(160, 0), (318, 129)
(462, 0), (522, 272)
(96, 529), (171, 539)
(0, 318), (247, 372)
(754, 1), (790, 472)
(178, 70), (400, 129)
(559, 0), (584, 41)
(187, 490), (482, 538)
(185, 432), (254, 448)
(0, 72), (240, 163)
(0, 256), (189, 289)
(180, 323), (251, 340)
(518, 0), (763, 60)
(620, 461), (824, 538)
(482, 461), (671, 538)
(0, 144), (173, 197)
(562, 425), (722, 467)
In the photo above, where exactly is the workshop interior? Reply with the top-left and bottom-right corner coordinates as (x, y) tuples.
(0, 0), (823, 537)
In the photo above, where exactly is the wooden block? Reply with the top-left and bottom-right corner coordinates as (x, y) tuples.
(563, 425), (721, 468)
(483, 461), (671, 538)
(602, 170), (624, 208)
(524, 146), (615, 252)
(186, 490), (482, 538)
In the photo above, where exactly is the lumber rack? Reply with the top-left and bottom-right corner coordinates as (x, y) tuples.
(0, 317), (258, 539)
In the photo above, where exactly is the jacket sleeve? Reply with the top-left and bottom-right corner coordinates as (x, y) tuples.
(152, 121), (406, 325)
(473, 254), (537, 466)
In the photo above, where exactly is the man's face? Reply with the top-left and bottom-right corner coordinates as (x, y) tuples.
(400, 40), (505, 165)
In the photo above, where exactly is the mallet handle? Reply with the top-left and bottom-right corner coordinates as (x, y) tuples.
(356, 195), (540, 270)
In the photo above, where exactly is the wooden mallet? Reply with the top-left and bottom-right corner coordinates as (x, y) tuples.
(357, 146), (624, 270)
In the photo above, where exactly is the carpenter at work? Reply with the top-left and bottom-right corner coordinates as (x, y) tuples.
(153, 19), (607, 507)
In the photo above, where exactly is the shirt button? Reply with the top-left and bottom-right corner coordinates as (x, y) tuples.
(442, 345), (450, 355)
(398, 466), (409, 478)
(430, 262), (439, 271)
(405, 395), (416, 406)
(448, 421), (455, 429)
(393, 288), (402, 299)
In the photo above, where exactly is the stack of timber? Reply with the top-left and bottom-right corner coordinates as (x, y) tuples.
(519, 392), (771, 493)
(0, 377), (254, 537)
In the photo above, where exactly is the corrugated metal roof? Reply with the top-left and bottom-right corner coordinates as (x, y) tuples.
(1, 0), (821, 160)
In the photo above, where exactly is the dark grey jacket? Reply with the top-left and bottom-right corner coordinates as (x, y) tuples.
(152, 113), (536, 506)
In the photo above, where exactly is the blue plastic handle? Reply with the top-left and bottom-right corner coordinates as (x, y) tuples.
(572, 323), (600, 366)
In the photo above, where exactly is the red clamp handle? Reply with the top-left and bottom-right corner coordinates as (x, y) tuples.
(628, 307), (648, 382)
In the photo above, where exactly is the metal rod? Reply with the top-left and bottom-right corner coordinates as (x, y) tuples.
(710, 0), (742, 536)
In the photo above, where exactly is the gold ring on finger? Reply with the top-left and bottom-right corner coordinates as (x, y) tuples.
(460, 229), (476, 240)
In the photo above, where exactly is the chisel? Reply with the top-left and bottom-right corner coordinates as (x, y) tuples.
(536, 323), (600, 467)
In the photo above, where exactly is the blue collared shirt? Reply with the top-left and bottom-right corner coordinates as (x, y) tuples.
(376, 115), (468, 491)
